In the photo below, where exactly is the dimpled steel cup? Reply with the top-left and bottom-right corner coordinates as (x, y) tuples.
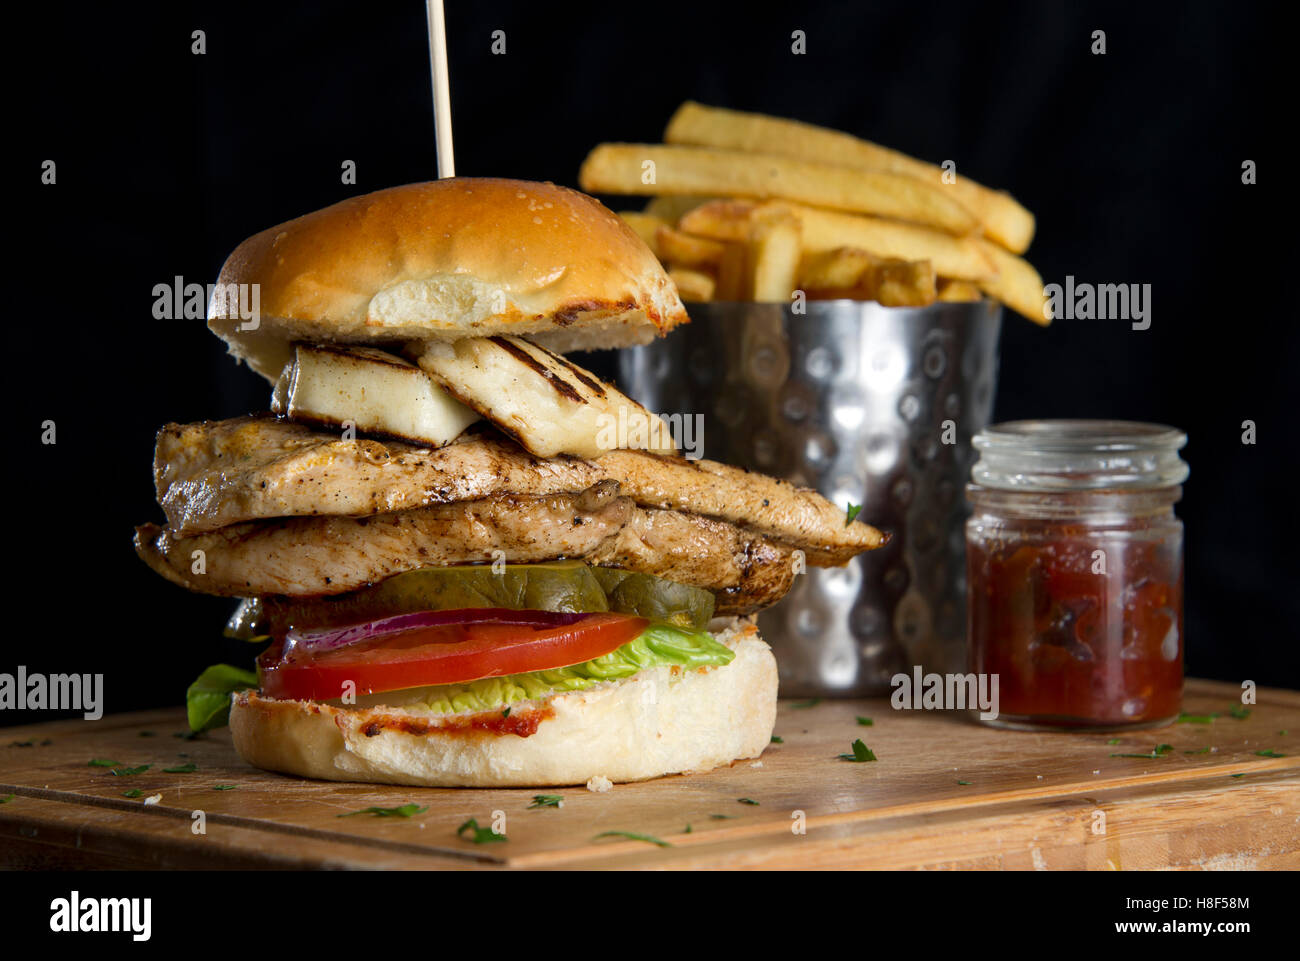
(619, 300), (1002, 696)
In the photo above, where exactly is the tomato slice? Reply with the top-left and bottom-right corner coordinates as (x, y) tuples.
(258, 608), (648, 701)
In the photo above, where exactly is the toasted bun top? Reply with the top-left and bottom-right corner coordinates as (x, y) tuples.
(208, 178), (688, 381)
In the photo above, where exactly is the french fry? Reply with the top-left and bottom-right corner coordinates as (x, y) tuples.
(590, 107), (1045, 323)
(798, 247), (876, 293)
(750, 212), (802, 303)
(798, 248), (935, 305)
(664, 101), (1035, 254)
(677, 200), (759, 242)
(654, 225), (727, 270)
(617, 211), (669, 255)
(772, 202), (997, 282)
(642, 194), (717, 223)
(714, 242), (751, 301)
(674, 201), (802, 302)
(668, 267), (716, 303)
(665, 201), (760, 301)
(872, 258), (936, 307)
(936, 279), (983, 302)
(974, 240), (1051, 325)
(579, 143), (979, 236)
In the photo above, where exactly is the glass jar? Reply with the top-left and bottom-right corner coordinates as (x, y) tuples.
(966, 420), (1188, 731)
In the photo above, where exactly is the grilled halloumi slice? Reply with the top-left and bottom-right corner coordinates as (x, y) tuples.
(415, 335), (678, 459)
(271, 344), (479, 447)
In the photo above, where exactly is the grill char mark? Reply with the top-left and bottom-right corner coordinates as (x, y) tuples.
(488, 336), (587, 404)
(525, 338), (609, 398)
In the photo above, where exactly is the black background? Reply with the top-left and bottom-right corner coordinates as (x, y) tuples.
(8, 0), (1296, 726)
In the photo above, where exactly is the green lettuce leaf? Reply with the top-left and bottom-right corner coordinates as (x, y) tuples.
(390, 623), (734, 715)
(189, 623), (734, 729)
(186, 664), (258, 732)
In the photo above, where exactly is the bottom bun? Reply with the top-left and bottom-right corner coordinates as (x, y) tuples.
(229, 620), (777, 787)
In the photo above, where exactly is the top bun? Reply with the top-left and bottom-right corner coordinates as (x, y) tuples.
(207, 178), (689, 381)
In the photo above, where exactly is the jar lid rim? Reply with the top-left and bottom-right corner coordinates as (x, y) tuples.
(971, 420), (1189, 490)
(974, 419), (1187, 453)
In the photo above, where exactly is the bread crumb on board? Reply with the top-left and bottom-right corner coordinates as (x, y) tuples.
(586, 775), (613, 793)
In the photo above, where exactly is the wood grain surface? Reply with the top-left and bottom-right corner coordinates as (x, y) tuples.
(2, 678), (1297, 869)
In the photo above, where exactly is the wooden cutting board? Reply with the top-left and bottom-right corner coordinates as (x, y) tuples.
(2, 678), (1297, 870)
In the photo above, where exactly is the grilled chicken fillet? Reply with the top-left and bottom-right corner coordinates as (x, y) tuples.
(133, 486), (795, 615)
(153, 416), (883, 563)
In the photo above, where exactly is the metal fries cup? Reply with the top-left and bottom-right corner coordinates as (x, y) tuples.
(620, 299), (1002, 696)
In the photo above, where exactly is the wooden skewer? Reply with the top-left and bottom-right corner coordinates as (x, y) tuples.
(425, 0), (455, 178)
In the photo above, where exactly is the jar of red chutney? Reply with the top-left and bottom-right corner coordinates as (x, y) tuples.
(966, 420), (1188, 731)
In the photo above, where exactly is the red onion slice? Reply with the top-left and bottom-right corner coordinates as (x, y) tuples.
(283, 607), (592, 659)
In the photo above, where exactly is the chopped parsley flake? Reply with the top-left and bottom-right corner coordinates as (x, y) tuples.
(593, 830), (671, 847)
(455, 817), (504, 842)
(839, 739), (876, 762)
(1109, 744), (1174, 760)
(340, 803), (429, 819)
